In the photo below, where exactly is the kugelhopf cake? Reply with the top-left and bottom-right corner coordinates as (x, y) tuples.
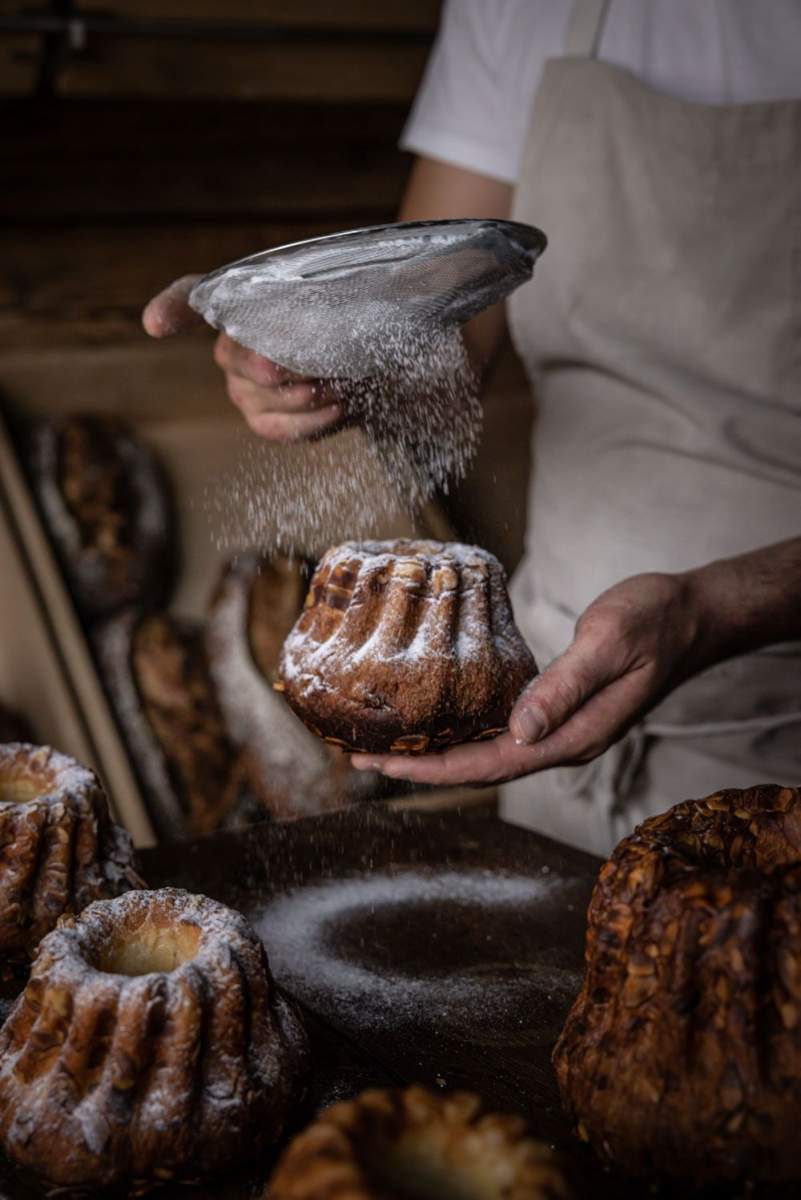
(278, 540), (537, 754)
(0, 888), (309, 1188)
(29, 413), (175, 621)
(554, 785), (801, 1185)
(267, 1086), (572, 1199)
(0, 743), (141, 961)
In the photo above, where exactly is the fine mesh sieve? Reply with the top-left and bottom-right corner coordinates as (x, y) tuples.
(189, 219), (546, 379)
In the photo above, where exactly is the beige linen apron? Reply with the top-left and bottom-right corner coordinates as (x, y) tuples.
(502, 0), (801, 856)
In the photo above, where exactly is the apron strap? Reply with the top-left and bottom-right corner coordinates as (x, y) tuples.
(563, 0), (610, 57)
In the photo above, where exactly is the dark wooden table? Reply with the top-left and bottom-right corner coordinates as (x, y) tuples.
(0, 807), (652, 1198)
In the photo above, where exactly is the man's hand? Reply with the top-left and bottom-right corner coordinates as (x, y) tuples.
(352, 536), (801, 787)
(351, 570), (705, 787)
(142, 275), (342, 442)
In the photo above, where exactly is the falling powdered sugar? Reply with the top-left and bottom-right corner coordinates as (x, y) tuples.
(203, 318), (482, 558)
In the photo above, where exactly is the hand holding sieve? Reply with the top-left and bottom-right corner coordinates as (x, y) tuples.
(188, 219), (547, 380)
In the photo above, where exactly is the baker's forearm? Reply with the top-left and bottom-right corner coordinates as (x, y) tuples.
(462, 304), (508, 375)
(399, 155), (513, 371)
(683, 537), (801, 667)
(355, 540), (801, 788)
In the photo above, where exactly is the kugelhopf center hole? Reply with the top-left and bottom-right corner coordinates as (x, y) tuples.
(362, 1143), (497, 1200)
(98, 920), (201, 976)
(0, 775), (46, 805)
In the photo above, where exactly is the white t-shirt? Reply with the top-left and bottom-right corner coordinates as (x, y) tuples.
(401, 0), (801, 184)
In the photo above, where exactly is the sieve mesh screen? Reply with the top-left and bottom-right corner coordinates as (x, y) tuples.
(188, 219), (546, 379)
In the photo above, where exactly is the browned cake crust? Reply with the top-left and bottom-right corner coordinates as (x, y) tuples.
(29, 413), (175, 621)
(0, 743), (141, 961)
(267, 1086), (572, 1200)
(207, 553), (375, 818)
(0, 888), (309, 1189)
(278, 540), (538, 754)
(554, 784), (801, 1185)
(95, 609), (252, 839)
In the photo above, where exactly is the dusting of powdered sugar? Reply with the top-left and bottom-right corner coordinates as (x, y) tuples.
(256, 870), (580, 1033)
(324, 539), (503, 571)
(279, 540), (536, 694)
(203, 320), (481, 559)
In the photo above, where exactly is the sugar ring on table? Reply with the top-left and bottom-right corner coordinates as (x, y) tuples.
(0, 887), (309, 1189)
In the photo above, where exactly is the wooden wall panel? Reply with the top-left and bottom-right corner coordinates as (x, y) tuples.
(0, 1), (441, 100)
(0, 221), (369, 348)
(0, 100), (410, 221)
(107, 1), (440, 31)
(0, 0), (439, 31)
(1, 338), (224, 422)
(0, 33), (39, 95)
(55, 36), (429, 101)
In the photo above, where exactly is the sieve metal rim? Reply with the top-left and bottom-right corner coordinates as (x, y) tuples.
(195, 218), (547, 284)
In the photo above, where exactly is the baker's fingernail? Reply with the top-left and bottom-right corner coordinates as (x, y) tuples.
(380, 760), (408, 778)
(511, 706), (545, 745)
(352, 757), (381, 771)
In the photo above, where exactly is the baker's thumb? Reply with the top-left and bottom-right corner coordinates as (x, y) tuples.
(508, 640), (613, 746)
(142, 274), (205, 338)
